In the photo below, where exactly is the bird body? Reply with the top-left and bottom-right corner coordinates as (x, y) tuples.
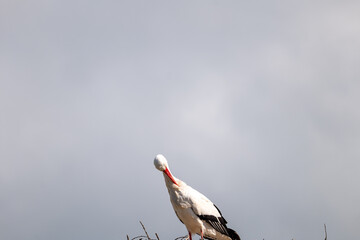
(154, 154), (241, 240)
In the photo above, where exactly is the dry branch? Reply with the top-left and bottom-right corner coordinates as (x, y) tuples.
(324, 224), (327, 240)
(140, 221), (151, 240)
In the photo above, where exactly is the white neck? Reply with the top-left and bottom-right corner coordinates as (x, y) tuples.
(162, 171), (182, 189)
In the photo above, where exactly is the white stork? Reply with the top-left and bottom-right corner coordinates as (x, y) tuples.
(154, 154), (241, 240)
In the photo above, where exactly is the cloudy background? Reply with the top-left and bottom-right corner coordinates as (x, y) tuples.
(1, 1), (359, 240)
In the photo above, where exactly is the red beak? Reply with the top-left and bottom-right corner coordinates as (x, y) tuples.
(164, 167), (178, 186)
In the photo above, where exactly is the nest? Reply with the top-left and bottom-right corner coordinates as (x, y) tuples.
(127, 221), (328, 240)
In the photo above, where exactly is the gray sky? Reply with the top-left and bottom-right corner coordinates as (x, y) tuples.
(1, 1), (359, 240)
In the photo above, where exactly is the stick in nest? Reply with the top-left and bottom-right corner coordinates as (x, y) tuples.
(140, 221), (151, 240)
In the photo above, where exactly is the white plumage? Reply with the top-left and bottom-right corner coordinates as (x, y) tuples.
(154, 154), (241, 240)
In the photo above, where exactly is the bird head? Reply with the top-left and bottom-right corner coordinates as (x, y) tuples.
(154, 154), (168, 171)
(154, 154), (178, 186)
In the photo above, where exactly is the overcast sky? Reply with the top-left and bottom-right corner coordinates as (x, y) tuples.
(1, 1), (360, 240)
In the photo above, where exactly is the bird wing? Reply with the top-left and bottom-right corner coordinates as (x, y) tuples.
(197, 212), (229, 236)
(184, 186), (229, 236)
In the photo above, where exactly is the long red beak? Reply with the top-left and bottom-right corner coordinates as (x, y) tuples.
(164, 167), (178, 186)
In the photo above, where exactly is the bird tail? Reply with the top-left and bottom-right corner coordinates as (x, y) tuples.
(227, 228), (241, 240)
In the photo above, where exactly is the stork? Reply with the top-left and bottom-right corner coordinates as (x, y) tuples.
(154, 154), (241, 240)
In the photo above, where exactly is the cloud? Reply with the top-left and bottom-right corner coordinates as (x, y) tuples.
(0, 1), (359, 240)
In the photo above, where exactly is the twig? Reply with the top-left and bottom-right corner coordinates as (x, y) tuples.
(140, 221), (151, 240)
(131, 237), (145, 240)
(127, 221), (190, 240)
(130, 236), (149, 240)
(174, 235), (188, 240)
(324, 224), (327, 240)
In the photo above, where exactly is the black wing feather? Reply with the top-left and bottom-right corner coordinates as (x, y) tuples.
(194, 204), (241, 240)
(197, 214), (229, 236)
(213, 204), (227, 223)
